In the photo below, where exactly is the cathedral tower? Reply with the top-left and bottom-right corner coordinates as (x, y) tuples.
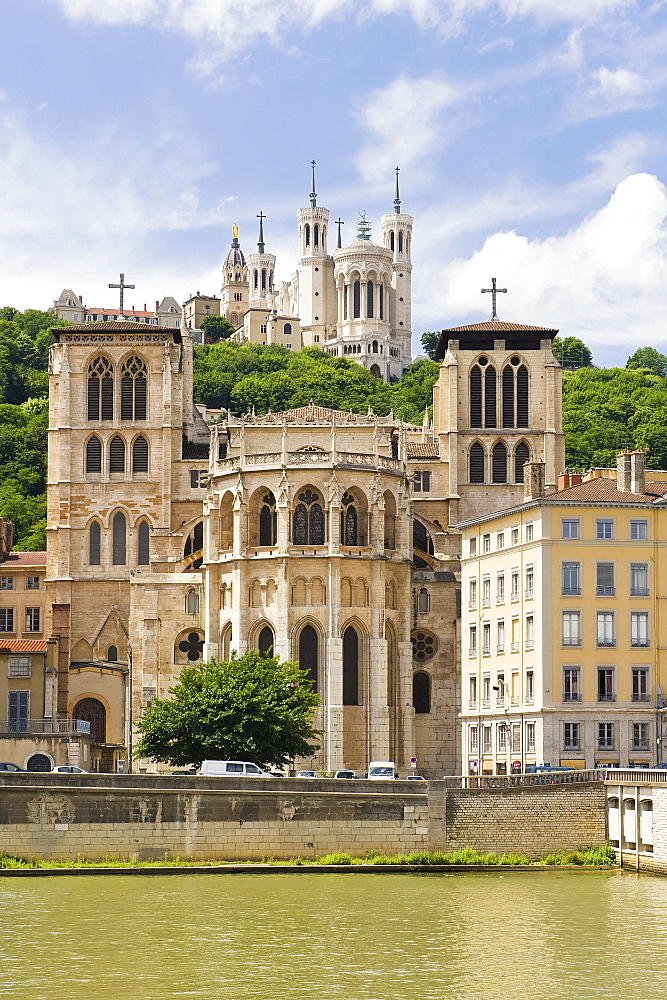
(220, 226), (249, 329)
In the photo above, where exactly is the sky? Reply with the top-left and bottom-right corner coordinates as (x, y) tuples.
(1, 0), (666, 366)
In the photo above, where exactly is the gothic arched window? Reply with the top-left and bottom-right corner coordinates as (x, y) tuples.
(470, 366), (482, 427)
(502, 366), (514, 428)
(112, 511), (126, 565)
(299, 624), (318, 692)
(413, 672), (431, 714)
(367, 280), (374, 318)
(253, 269), (258, 289)
(120, 356), (147, 421)
(89, 521), (101, 565)
(87, 356), (113, 421)
(341, 492), (358, 545)
(259, 493), (277, 546)
(261, 268), (266, 290)
(517, 365), (529, 427)
(132, 436), (148, 474)
(469, 443), (485, 483)
(485, 366), (497, 428)
(492, 442), (508, 483)
(86, 436), (102, 474)
(138, 520), (150, 565)
(107, 645), (118, 662)
(109, 436), (125, 473)
(398, 230), (403, 253)
(258, 625), (274, 657)
(342, 626), (359, 705)
(292, 490), (324, 545)
(514, 442), (530, 483)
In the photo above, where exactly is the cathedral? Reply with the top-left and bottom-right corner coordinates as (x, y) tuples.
(42, 180), (565, 777)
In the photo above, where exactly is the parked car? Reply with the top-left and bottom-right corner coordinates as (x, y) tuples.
(333, 769), (356, 779)
(171, 769), (197, 776)
(525, 765), (573, 774)
(0, 762), (25, 772)
(197, 760), (269, 777)
(296, 769), (316, 778)
(407, 775), (426, 781)
(649, 763), (667, 769)
(52, 765), (88, 774)
(367, 761), (398, 780)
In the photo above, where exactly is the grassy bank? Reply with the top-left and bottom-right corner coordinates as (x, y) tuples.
(0, 846), (616, 870)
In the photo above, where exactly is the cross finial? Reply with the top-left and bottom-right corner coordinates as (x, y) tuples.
(394, 166), (401, 214)
(357, 211), (371, 241)
(310, 160), (317, 208)
(481, 277), (507, 320)
(335, 217), (344, 249)
(108, 272), (135, 318)
(257, 211), (266, 253)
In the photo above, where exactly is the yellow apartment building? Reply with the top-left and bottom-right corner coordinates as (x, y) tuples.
(459, 452), (667, 774)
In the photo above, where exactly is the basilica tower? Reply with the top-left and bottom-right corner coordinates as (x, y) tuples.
(380, 168), (413, 371)
(246, 213), (277, 310)
(295, 163), (336, 345)
(220, 226), (249, 329)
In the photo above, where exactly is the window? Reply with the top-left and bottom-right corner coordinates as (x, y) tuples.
(564, 722), (580, 751)
(562, 519), (580, 539)
(511, 527), (519, 545)
(469, 625), (477, 657)
(497, 572), (505, 603)
(259, 493), (277, 546)
(26, 577), (40, 590)
(109, 436), (125, 473)
(596, 519), (613, 539)
(630, 563), (649, 597)
(89, 522), (101, 566)
(497, 531), (505, 549)
(8, 656), (30, 677)
(482, 623), (491, 655)
(562, 611), (581, 646)
(482, 674), (490, 706)
(630, 519), (647, 541)
(413, 471), (431, 492)
(25, 607), (40, 632)
(469, 443), (485, 483)
(525, 565), (534, 598)
(299, 625), (318, 693)
(497, 723), (507, 750)
(497, 620), (505, 652)
(563, 667), (581, 702)
(514, 443), (530, 483)
(86, 435), (102, 473)
(353, 280), (361, 318)
(0, 577), (13, 590)
(598, 722), (615, 750)
(632, 722), (650, 751)
(596, 612), (615, 647)
(8, 690), (28, 732)
(631, 612), (649, 648)
(293, 489), (325, 545)
(526, 670), (534, 704)
(632, 667), (649, 702)
(417, 587), (429, 613)
(120, 356), (147, 420)
(138, 521), (150, 566)
(596, 562), (615, 597)
(496, 673), (505, 705)
(342, 626), (359, 705)
(526, 523), (534, 542)
(597, 667), (615, 702)
(112, 511), (126, 565)
(186, 590), (199, 615)
(483, 534), (491, 553)
(483, 726), (492, 752)
(87, 356), (113, 421)
(482, 576), (491, 607)
(469, 675), (477, 707)
(0, 608), (14, 632)
(562, 562), (581, 596)
(469, 726), (478, 752)
(469, 537), (477, 557)
(526, 721), (535, 750)
(412, 672), (431, 714)
(492, 442), (507, 483)
(132, 436), (149, 474)
(525, 615), (534, 649)
(107, 646), (118, 662)
(190, 469), (207, 489)
(468, 578), (477, 609)
(511, 570), (519, 601)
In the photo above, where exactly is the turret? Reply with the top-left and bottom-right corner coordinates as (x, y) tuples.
(220, 225), (249, 329)
(380, 167), (413, 366)
(246, 212), (277, 309)
(295, 161), (335, 341)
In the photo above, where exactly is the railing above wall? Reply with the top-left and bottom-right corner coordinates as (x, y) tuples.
(0, 719), (91, 736)
(442, 770), (608, 788)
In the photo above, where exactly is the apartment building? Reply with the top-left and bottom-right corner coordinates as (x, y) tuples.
(459, 452), (666, 774)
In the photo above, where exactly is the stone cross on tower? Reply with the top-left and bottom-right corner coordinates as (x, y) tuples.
(108, 272), (135, 319)
(310, 160), (317, 208)
(481, 277), (507, 320)
(257, 211), (266, 253)
(335, 218), (344, 249)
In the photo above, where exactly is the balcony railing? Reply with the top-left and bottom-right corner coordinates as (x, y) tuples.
(0, 719), (91, 735)
(632, 693), (651, 702)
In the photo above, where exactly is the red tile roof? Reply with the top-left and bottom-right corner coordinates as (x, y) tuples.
(0, 639), (49, 653)
(54, 321), (180, 334)
(407, 443), (440, 458)
(1, 551), (46, 566)
(547, 478), (667, 505)
(441, 320), (558, 334)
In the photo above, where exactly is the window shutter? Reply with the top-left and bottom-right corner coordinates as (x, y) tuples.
(469, 443), (485, 483)
(502, 366), (514, 427)
(470, 367), (482, 427)
(492, 442), (507, 483)
(517, 366), (529, 426)
(484, 366), (497, 427)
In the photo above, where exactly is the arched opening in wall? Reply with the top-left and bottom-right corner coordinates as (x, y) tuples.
(314, 224), (319, 247)
(87, 356), (114, 421)
(517, 365), (529, 427)
(342, 625), (359, 705)
(73, 698), (106, 743)
(390, 231), (395, 252)
(109, 436), (125, 474)
(340, 489), (368, 546)
(183, 522), (204, 568)
(412, 519), (434, 568)
(417, 587), (430, 613)
(86, 436), (102, 474)
(220, 492), (233, 551)
(413, 672), (431, 714)
(305, 224), (310, 247)
(292, 488), (325, 545)
(386, 621), (397, 708)
(186, 589), (199, 615)
(470, 366), (482, 427)
(259, 492), (277, 546)
(383, 491), (397, 549)
(120, 356), (147, 420)
(398, 231), (403, 253)
(89, 521), (101, 565)
(253, 269), (258, 289)
(485, 366), (497, 428)
(353, 280), (361, 318)
(492, 442), (508, 484)
(284, 322), (292, 337)
(502, 366), (514, 428)
(26, 753), (52, 772)
(107, 645), (118, 661)
(343, 284), (348, 320)
(367, 280), (374, 318)
(469, 443), (485, 484)
(370, 364), (382, 379)
(258, 625), (274, 657)
(137, 520), (150, 565)
(298, 624), (318, 692)
(112, 512), (126, 565)
(132, 436), (148, 474)
(514, 442), (530, 483)
(175, 630), (204, 664)
(221, 623), (232, 660)
(372, 340), (379, 353)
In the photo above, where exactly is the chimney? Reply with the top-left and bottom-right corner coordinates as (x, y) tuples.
(523, 461), (545, 502)
(616, 451), (632, 492)
(558, 472), (583, 491)
(631, 450), (646, 494)
(155, 300), (159, 312)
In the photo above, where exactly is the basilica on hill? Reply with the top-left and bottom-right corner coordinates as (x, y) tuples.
(39, 174), (564, 778)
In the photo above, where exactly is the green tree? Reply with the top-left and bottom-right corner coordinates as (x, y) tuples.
(420, 331), (440, 359)
(200, 314), (235, 343)
(552, 336), (592, 369)
(626, 346), (667, 377)
(134, 651), (321, 768)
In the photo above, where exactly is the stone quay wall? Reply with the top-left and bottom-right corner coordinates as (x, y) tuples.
(0, 775), (607, 862)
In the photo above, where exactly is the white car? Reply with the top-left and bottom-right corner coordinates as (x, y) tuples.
(52, 765), (88, 774)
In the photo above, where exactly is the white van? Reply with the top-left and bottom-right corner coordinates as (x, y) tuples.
(197, 760), (268, 777)
(367, 761), (398, 780)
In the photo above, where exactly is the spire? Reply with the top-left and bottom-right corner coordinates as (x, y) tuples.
(310, 159), (317, 208)
(357, 211), (372, 241)
(335, 217), (344, 249)
(394, 166), (401, 214)
(257, 211), (266, 253)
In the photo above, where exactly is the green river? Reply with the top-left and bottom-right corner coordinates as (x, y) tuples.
(1, 871), (665, 1000)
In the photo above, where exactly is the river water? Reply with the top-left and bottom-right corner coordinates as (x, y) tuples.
(1, 870), (665, 1000)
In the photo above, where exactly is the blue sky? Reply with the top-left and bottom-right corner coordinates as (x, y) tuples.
(1, 0), (666, 365)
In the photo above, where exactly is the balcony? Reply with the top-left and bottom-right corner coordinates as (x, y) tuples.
(562, 587), (581, 596)
(0, 719), (91, 735)
(482, 645), (491, 656)
(596, 641), (616, 648)
(525, 588), (534, 599)
(596, 587), (615, 597)
(632, 694), (651, 702)
(563, 693), (581, 702)
(631, 640), (650, 648)
(597, 694), (616, 703)
(564, 742), (581, 752)
(468, 600), (477, 610)
(632, 741), (651, 751)
(511, 642), (519, 653)
(496, 643), (505, 654)
(525, 639), (534, 650)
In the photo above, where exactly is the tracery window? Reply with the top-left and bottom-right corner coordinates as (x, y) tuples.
(89, 521), (101, 565)
(259, 492), (277, 546)
(258, 625), (274, 656)
(87, 356), (114, 421)
(120, 356), (147, 420)
(292, 490), (325, 545)
(341, 492), (358, 545)
(299, 624), (318, 692)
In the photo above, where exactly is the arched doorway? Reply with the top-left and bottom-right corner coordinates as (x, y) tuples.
(26, 753), (52, 772)
(258, 625), (274, 656)
(73, 698), (106, 744)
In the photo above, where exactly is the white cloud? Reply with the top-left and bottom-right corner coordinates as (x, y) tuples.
(415, 173), (667, 359)
(592, 66), (649, 99)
